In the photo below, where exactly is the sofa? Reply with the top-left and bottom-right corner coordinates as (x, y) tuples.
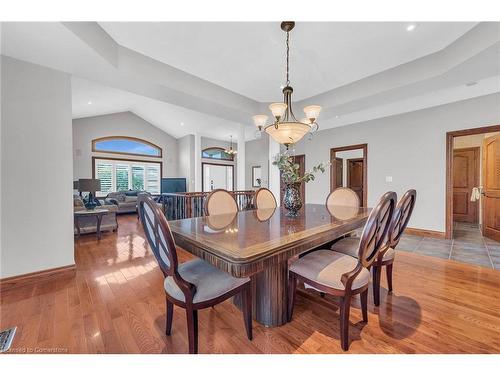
(73, 195), (118, 235)
(106, 190), (147, 214)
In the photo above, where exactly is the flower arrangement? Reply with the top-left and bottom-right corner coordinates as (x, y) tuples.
(273, 152), (329, 185)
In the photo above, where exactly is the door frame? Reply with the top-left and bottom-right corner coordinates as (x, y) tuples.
(201, 162), (235, 192)
(445, 124), (500, 239)
(330, 144), (368, 207)
(452, 147), (480, 224)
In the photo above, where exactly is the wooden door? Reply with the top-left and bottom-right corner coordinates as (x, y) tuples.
(482, 135), (500, 241)
(347, 158), (363, 203)
(332, 157), (343, 189)
(453, 148), (479, 223)
(280, 154), (305, 204)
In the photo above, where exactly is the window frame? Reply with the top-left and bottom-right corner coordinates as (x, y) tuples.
(201, 147), (234, 161)
(92, 136), (163, 158)
(92, 156), (163, 197)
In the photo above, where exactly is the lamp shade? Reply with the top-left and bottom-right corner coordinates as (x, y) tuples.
(73, 180), (79, 190)
(265, 122), (311, 146)
(269, 103), (287, 119)
(78, 178), (101, 193)
(252, 114), (268, 128)
(303, 105), (322, 120)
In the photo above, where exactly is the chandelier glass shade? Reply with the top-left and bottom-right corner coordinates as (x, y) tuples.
(252, 21), (321, 148)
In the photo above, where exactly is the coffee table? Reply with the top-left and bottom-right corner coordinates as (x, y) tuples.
(74, 209), (110, 240)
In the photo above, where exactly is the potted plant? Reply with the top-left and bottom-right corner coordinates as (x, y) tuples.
(273, 152), (329, 217)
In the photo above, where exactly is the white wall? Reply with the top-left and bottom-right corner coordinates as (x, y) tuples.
(245, 136), (269, 189)
(1, 56), (74, 278)
(72, 111), (179, 181)
(292, 93), (500, 233)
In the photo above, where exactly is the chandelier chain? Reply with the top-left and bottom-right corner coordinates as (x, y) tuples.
(285, 31), (290, 86)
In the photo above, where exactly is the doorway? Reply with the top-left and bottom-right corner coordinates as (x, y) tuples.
(446, 125), (500, 241)
(280, 154), (305, 203)
(202, 163), (234, 192)
(330, 144), (368, 207)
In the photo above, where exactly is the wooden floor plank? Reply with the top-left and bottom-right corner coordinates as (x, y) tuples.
(1, 214), (500, 354)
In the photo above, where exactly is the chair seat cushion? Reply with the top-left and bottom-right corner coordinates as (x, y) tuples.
(290, 250), (370, 290)
(331, 237), (395, 261)
(164, 259), (249, 304)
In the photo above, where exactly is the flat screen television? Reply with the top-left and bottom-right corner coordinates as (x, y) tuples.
(161, 178), (187, 194)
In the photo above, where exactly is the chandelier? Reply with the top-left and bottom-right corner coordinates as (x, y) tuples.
(225, 135), (237, 155)
(253, 21), (321, 148)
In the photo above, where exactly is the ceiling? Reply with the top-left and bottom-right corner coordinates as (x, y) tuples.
(2, 21), (498, 141)
(72, 77), (242, 140)
(100, 22), (477, 102)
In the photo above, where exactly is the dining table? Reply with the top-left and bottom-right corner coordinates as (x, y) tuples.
(169, 203), (370, 327)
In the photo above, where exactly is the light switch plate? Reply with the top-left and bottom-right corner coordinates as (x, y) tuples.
(385, 176), (393, 182)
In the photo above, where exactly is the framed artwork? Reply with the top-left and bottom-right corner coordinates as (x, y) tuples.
(252, 166), (262, 187)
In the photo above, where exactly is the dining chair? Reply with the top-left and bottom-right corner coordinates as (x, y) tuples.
(326, 187), (361, 208)
(254, 187), (277, 209)
(331, 189), (416, 306)
(288, 191), (396, 351)
(138, 194), (252, 354)
(204, 189), (239, 216)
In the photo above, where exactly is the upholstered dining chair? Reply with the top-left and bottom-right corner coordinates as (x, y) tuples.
(326, 187), (361, 208)
(331, 189), (416, 306)
(137, 195), (252, 354)
(255, 187), (277, 209)
(287, 191), (396, 351)
(204, 189), (238, 216)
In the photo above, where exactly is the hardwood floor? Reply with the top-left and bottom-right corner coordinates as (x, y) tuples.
(2, 215), (500, 354)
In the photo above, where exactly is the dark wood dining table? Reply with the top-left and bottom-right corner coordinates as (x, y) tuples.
(169, 204), (370, 327)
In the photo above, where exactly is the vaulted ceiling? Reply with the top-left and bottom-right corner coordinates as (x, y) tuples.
(1, 21), (499, 141)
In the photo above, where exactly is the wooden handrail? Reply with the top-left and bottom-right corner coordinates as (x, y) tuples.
(160, 190), (257, 220)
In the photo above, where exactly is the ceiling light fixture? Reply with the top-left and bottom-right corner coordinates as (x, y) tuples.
(87, 101), (92, 105)
(225, 135), (237, 156)
(252, 21), (320, 148)
(406, 24), (417, 32)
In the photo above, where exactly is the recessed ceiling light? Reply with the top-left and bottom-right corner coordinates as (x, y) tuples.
(87, 101), (92, 105)
(180, 122), (185, 126)
(280, 85), (285, 89)
(406, 24), (417, 32)
(335, 115), (339, 119)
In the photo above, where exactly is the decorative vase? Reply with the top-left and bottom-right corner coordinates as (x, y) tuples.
(84, 192), (97, 210)
(283, 183), (302, 217)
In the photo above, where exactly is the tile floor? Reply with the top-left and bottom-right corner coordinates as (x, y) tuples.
(396, 222), (500, 269)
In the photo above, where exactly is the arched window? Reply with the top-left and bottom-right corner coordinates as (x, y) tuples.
(92, 136), (162, 158)
(202, 147), (234, 161)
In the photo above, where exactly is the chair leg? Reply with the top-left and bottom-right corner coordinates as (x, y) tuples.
(360, 289), (368, 323)
(165, 298), (174, 335)
(372, 265), (381, 307)
(186, 307), (198, 354)
(287, 273), (297, 322)
(386, 263), (393, 293)
(339, 295), (352, 351)
(242, 285), (253, 340)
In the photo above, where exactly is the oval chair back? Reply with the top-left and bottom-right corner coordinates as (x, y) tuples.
(387, 189), (417, 249)
(357, 192), (397, 268)
(326, 187), (360, 208)
(204, 189), (239, 216)
(255, 188), (277, 210)
(138, 194), (195, 297)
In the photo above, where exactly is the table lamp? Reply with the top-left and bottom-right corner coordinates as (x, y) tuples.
(78, 178), (101, 210)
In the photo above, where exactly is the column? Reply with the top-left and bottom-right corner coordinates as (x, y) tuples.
(194, 133), (202, 192)
(237, 124), (246, 191)
(268, 138), (281, 206)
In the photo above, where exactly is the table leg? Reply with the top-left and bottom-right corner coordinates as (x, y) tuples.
(96, 214), (103, 240)
(234, 261), (289, 327)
